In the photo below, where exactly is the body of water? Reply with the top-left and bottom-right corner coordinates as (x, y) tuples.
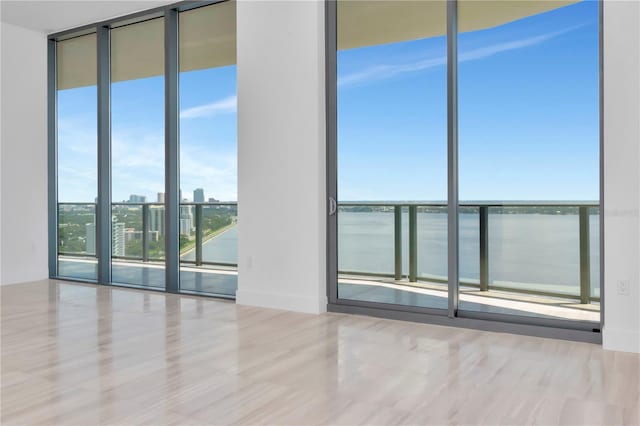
(181, 227), (238, 264)
(192, 210), (600, 298)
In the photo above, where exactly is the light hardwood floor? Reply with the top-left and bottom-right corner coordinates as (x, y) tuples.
(1, 280), (638, 425)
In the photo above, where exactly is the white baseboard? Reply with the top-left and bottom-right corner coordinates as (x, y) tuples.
(236, 288), (327, 314)
(603, 327), (640, 353)
(0, 274), (48, 286)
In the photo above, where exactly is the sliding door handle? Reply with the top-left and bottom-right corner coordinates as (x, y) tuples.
(328, 197), (337, 216)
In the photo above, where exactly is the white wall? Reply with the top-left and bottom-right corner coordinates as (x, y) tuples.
(236, 0), (327, 314)
(602, 0), (640, 353)
(0, 22), (48, 286)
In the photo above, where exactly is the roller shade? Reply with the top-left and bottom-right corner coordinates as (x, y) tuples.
(179, 0), (236, 73)
(57, 0), (576, 90)
(111, 17), (164, 85)
(57, 1), (236, 91)
(56, 33), (97, 90)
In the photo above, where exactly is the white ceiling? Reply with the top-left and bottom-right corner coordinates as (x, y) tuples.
(0, 0), (173, 34)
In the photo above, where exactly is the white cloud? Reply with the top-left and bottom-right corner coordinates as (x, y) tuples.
(180, 95), (237, 119)
(339, 56), (446, 88)
(458, 25), (584, 62)
(338, 25), (585, 88)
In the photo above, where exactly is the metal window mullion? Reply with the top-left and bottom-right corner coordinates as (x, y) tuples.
(47, 39), (58, 278)
(97, 25), (112, 285)
(326, 0), (338, 304)
(598, 0), (604, 331)
(447, 0), (459, 318)
(165, 9), (180, 293)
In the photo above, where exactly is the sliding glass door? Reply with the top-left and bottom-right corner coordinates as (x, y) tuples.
(328, 0), (601, 334)
(457, 0), (600, 325)
(334, 0), (448, 312)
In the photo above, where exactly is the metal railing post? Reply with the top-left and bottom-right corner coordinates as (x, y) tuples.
(142, 204), (149, 262)
(479, 206), (489, 291)
(579, 206), (591, 304)
(195, 204), (203, 266)
(394, 206), (402, 280)
(409, 205), (418, 282)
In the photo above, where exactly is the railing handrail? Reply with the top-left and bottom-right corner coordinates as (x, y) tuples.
(339, 201), (599, 207)
(60, 201), (239, 207)
(59, 201), (598, 207)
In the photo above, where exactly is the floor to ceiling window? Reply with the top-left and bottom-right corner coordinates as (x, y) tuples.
(50, 1), (237, 296)
(178, 1), (238, 297)
(56, 33), (98, 281)
(328, 0), (601, 335)
(110, 18), (166, 289)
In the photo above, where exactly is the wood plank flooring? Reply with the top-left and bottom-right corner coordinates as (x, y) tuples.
(1, 280), (638, 425)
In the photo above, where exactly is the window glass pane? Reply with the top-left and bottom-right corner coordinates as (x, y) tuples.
(56, 33), (98, 281)
(110, 18), (165, 289)
(458, 0), (600, 322)
(178, 2), (238, 297)
(336, 0), (448, 310)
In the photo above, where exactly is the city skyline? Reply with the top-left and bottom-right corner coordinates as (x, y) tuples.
(116, 188), (219, 203)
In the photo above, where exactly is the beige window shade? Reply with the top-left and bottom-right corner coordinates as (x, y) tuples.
(57, 0), (574, 89)
(57, 33), (97, 90)
(111, 17), (164, 84)
(337, 0), (579, 51)
(179, 0), (236, 73)
(58, 2), (236, 90)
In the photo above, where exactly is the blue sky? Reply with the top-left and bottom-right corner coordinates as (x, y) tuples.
(338, 0), (599, 201)
(58, 65), (237, 202)
(57, 0), (598, 203)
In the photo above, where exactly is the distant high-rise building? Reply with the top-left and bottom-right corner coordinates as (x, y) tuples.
(193, 188), (204, 203)
(180, 205), (193, 236)
(86, 219), (125, 256)
(208, 197), (219, 203)
(149, 206), (165, 237)
(112, 216), (126, 256)
(86, 223), (96, 254)
(129, 194), (146, 203)
(157, 192), (165, 203)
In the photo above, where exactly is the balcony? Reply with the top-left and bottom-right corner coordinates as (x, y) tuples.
(56, 201), (600, 322)
(337, 202), (600, 323)
(57, 201), (238, 296)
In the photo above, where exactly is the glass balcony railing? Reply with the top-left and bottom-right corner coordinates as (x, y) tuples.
(338, 202), (600, 304)
(178, 203), (238, 267)
(57, 202), (98, 281)
(57, 201), (239, 290)
(57, 201), (600, 306)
